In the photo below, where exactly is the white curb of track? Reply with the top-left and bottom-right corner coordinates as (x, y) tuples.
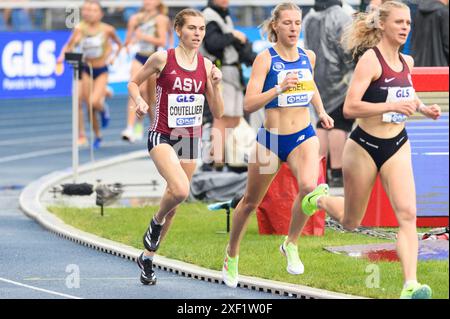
(19, 150), (365, 299)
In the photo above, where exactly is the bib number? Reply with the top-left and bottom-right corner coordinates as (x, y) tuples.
(168, 94), (204, 128)
(276, 69), (315, 107)
(382, 86), (414, 124)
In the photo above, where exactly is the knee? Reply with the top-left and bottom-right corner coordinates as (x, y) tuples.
(396, 206), (417, 225)
(92, 99), (103, 111)
(169, 184), (190, 203)
(298, 183), (316, 197)
(239, 195), (259, 214)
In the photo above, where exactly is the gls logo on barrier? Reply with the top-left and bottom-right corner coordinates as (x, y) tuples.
(2, 40), (56, 77)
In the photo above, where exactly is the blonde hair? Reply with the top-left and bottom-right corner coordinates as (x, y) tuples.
(173, 8), (204, 31)
(260, 2), (302, 43)
(343, 1), (409, 60)
(158, 3), (168, 16)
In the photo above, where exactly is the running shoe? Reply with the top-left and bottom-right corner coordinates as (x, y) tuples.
(301, 184), (329, 216)
(400, 282), (432, 299)
(121, 128), (135, 143)
(134, 122), (144, 141)
(143, 217), (163, 252)
(100, 102), (110, 128)
(137, 252), (157, 285)
(222, 250), (239, 288)
(77, 136), (88, 147)
(280, 237), (304, 275)
(93, 137), (102, 150)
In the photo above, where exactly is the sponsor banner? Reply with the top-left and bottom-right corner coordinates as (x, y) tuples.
(0, 31), (72, 99)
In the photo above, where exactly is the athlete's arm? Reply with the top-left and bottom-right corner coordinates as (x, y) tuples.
(403, 54), (441, 120)
(57, 27), (82, 64)
(128, 51), (167, 117)
(124, 14), (139, 50)
(343, 50), (417, 119)
(204, 59), (224, 119)
(107, 25), (123, 65)
(135, 14), (167, 48)
(305, 49), (334, 129)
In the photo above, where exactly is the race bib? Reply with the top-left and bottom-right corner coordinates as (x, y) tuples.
(382, 86), (415, 124)
(82, 36), (104, 59)
(277, 68), (315, 107)
(168, 94), (204, 128)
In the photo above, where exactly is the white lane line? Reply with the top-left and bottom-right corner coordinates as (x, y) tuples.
(0, 140), (138, 163)
(423, 152), (449, 156)
(406, 126), (449, 130)
(408, 133), (448, 136)
(0, 129), (125, 146)
(0, 147), (71, 164)
(411, 146), (449, 149)
(410, 140), (449, 143)
(0, 277), (82, 299)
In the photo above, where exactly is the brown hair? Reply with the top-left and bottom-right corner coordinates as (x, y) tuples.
(260, 2), (302, 43)
(173, 8), (204, 31)
(343, 1), (409, 59)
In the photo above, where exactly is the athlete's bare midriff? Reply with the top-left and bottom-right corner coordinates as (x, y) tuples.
(357, 116), (406, 138)
(264, 107), (311, 134)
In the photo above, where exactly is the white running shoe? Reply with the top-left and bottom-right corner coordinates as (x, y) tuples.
(121, 128), (135, 143)
(280, 237), (304, 275)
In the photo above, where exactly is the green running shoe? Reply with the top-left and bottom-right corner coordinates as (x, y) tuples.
(222, 250), (239, 288)
(279, 237), (304, 275)
(301, 184), (329, 216)
(400, 282), (432, 299)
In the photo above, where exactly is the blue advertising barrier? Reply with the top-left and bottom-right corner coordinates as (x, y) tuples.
(0, 31), (72, 99)
(0, 27), (279, 99)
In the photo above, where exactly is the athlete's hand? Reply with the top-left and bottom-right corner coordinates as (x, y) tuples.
(280, 73), (299, 92)
(318, 111), (334, 130)
(232, 30), (247, 44)
(420, 104), (441, 120)
(135, 96), (149, 119)
(210, 65), (222, 86)
(134, 28), (145, 41)
(391, 101), (417, 117)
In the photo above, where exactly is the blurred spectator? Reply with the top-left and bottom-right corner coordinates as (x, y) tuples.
(0, 0), (34, 31)
(303, 0), (355, 187)
(411, 0), (449, 66)
(201, 0), (249, 170)
(0, 10), (7, 31)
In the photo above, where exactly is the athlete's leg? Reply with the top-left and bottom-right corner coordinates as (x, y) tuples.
(285, 136), (320, 243)
(379, 141), (418, 282)
(328, 129), (347, 171)
(88, 72), (107, 140)
(227, 142), (280, 257)
(316, 128), (329, 165)
(317, 139), (378, 230)
(211, 116), (241, 166)
(157, 159), (198, 244)
(126, 60), (146, 130)
(78, 79), (88, 141)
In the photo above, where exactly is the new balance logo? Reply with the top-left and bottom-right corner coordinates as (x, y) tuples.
(384, 77), (395, 83)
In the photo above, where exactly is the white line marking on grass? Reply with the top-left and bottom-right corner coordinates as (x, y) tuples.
(0, 277), (82, 299)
